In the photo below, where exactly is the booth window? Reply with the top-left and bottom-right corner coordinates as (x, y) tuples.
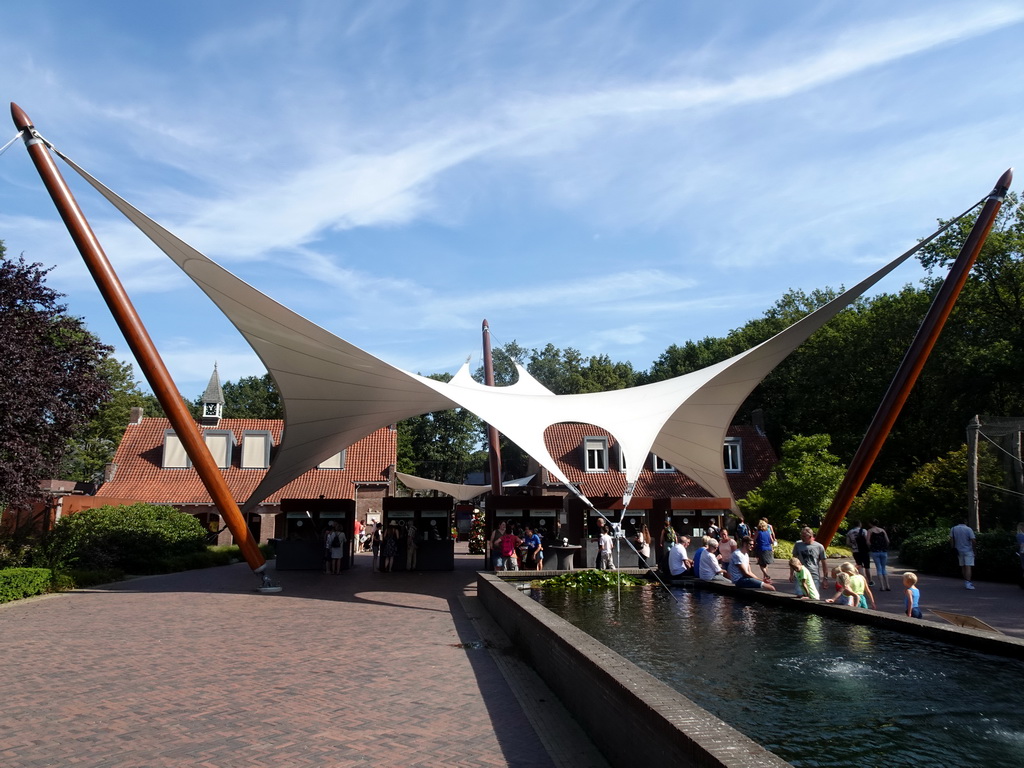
(724, 438), (742, 472)
(318, 450), (347, 470)
(583, 437), (608, 472)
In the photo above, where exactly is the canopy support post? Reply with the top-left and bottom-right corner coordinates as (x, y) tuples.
(10, 102), (278, 592)
(816, 169), (1012, 547)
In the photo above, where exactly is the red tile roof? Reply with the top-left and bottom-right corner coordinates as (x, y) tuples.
(99, 418), (394, 506)
(540, 423), (774, 500)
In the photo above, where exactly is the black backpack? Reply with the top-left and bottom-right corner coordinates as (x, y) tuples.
(856, 529), (868, 553)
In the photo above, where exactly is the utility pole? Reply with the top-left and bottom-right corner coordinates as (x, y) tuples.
(967, 415), (980, 531)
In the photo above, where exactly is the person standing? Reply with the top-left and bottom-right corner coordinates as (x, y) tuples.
(1016, 522), (1024, 588)
(752, 520), (775, 582)
(381, 523), (399, 572)
(633, 524), (652, 568)
(325, 522), (345, 575)
(791, 526), (828, 596)
(950, 519), (977, 590)
(371, 523), (382, 571)
(499, 527), (522, 571)
(847, 521), (873, 586)
(867, 521), (891, 591)
(405, 521), (418, 571)
(490, 521), (507, 571)
(523, 525), (544, 570)
(658, 520), (677, 572)
(728, 536), (776, 591)
(597, 525), (614, 570)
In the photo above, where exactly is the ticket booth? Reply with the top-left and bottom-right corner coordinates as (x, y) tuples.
(275, 498), (355, 570)
(382, 497), (455, 571)
(484, 495), (565, 569)
(652, 497), (732, 572)
(620, 508), (654, 568)
(568, 497), (653, 569)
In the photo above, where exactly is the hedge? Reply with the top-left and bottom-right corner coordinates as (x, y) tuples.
(900, 527), (1021, 583)
(0, 568), (53, 603)
(41, 503), (207, 572)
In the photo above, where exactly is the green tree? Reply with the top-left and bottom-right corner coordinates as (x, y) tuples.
(0, 250), (113, 509)
(848, 483), (897, 533)
(895, 444), (1004, 533)
(397, 373), (485, 483)
(59, 357), (162, 483)
(739, 434), (846, 539)
(221, 373), (282, 418)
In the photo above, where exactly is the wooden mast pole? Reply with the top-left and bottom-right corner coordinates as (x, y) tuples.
(11, 103), (270, 579)
(482, 319), (503, 496)
(816, 169), (1012, 547)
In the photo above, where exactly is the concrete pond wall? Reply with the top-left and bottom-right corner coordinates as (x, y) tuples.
(476, 572), (1024, 768)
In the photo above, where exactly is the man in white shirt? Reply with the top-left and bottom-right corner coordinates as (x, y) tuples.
(667, 535), (694, 578)
(597, 525), (614, 570)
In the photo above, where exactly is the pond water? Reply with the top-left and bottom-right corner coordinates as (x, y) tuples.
(531, 585), (1024, 768)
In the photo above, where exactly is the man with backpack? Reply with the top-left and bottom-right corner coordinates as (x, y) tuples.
(847, 521), (872, 586)
(324, 522), (346, 575)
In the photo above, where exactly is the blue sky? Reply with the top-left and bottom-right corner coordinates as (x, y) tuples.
(1, 1), (1022, 398)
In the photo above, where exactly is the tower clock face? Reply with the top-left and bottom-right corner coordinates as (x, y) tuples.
(204, 403), (218, 416)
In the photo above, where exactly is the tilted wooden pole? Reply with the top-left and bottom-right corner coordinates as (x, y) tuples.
(482, 319), (504, 496)
(11, 102), (267, 576)
(816, 169), (1012, 547)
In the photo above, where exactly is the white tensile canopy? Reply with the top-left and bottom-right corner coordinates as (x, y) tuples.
(395, 472), (535, 502)
(61, 153), (923, 513)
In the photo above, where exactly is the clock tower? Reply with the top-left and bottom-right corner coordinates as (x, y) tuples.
(200, 363), (225, 425)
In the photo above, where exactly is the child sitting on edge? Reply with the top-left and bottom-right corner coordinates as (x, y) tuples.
(903, 572), (922, 618)
(789, 556), (819, 600)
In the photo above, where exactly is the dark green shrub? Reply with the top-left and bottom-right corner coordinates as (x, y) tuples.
(0, 526), (37, 569)
(39, 503), (207, 572)
(0, 567), (52, 603)
(900, 526), (1020, 583)
(536, 569), (648, 589)
(60, 568), (124, 588)
(49, 572), (76, 592)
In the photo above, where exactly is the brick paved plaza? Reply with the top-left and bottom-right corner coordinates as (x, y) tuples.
(0, 551), (607, 768)
(2, 547), (1020, 768)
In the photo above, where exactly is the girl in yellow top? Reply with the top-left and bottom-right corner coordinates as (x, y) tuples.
(840, 562), (876, 609)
